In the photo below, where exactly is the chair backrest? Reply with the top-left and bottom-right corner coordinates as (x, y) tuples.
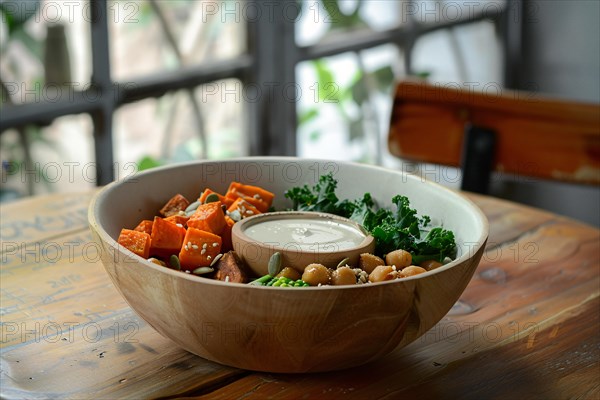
(388, 80), (600, 190)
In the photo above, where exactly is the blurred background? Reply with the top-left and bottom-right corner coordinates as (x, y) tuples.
(1, 0), (599, 224)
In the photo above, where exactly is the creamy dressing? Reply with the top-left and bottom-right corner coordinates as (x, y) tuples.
(244, 217), (366, 251)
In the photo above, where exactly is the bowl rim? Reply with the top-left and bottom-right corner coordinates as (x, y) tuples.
(88, 157), (489, 290)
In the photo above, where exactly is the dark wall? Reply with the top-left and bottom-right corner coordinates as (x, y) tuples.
(492, 0), (600, 226)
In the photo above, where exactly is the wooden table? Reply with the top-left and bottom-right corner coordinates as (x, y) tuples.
(1, 191), (599, 399)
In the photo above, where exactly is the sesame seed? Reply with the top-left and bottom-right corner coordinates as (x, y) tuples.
(207, 255), (212, 260)
(202, 243), (208, 249)
(253, 194), (261, 199)
(212, 242), (218, 247)
(246, 210), (254, 215)
(192, 244), (199, 250)
(176, 223), (183, 228)
(184, 245), (189, 251)
(187, 241), (192, 247)
(201, 249), (206, 255)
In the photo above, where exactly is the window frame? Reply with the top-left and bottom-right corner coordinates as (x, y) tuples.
(0, 0), (520, 186)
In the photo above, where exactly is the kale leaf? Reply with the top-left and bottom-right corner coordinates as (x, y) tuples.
(285, 173), (456, 262)
(284, 173), (341, 214)
(411, 227), (457, 265)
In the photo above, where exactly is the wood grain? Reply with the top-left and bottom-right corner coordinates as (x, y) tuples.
(88, 160), (488, 374)
(1, 190), (598, 399)
(186, 194), (600, 400)
(0, 193), (242, 399)
(185, 298), (600, 400)
(388, 80), (600, 184)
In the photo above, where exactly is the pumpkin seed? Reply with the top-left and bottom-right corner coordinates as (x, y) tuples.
(204, 193), (220, 204)
(169, 254), (181, 271)
(228, 209), (242, 222)
(336, 257), (350, 269)
(268, 252), (283, 276)
(192, 266), (214, 275)
(185, 200), (201, 213)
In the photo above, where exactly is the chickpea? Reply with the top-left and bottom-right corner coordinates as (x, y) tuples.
(276, 266), (301, 281)
(331, 266), (357, 285)
(385, 249), (412, 268)
(420, 259), (443, 271)
(302, 263), (331, 286)
(400, 265), (427, 277)
(368, 265), (398, 283)
(359, 253), (385, 274)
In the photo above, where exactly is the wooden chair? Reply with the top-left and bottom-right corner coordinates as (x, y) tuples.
(388, 80), (600, 193)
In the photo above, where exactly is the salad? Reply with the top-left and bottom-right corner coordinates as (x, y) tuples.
(117, 174), (457, 286)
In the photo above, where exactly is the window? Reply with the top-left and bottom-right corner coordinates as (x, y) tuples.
(1, 0), (516, 199)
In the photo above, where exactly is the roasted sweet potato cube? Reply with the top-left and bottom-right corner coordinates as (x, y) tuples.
(225, 188), (269, 212)
(159, 194), (190, 217)
(178, 228), (222, 270)
(225, 182), (274, 212)
(118, 229), (151, 259)
(199, 188), (234, 208)
(227, 198), (261, 219)
(221, 216), (235, 253)
(164, 214), (189, 228)
(187, 201), (226, 235)
(133, 220), (153, 235)
(150, 217), (186, 257)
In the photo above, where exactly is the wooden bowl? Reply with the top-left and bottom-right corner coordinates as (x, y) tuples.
(88, 158), (488, 373)
(231, 211), (376, 276)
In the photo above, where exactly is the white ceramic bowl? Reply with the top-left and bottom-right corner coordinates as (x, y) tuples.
(88, 157), (488, 373)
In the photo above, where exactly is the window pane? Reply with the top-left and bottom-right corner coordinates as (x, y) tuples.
(109, 0), (246, 81)
(0, 0), (92, 105)
(411, 21), (502, 85)
(296, 44), (401, 164)
(0, 114), (95, 199)
(113, 78), (246, 173)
